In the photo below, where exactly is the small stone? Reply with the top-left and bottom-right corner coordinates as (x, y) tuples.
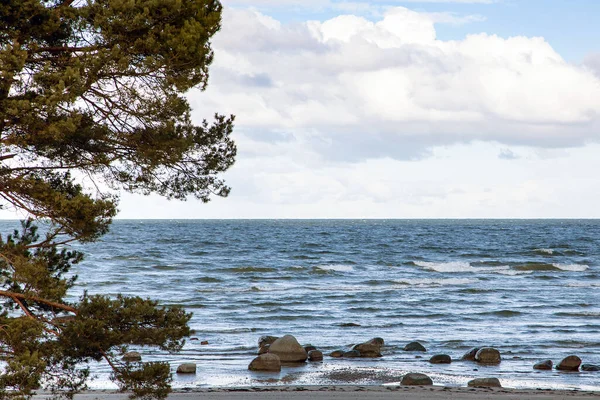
(401, 373), (433, 386)
(581, 364), (600, 372)
(462, 347), (481, 361)
(533, 360), (553, 370)
(308, 350), (323, 361)
(190, 338), (199, 341)
(248, 353), (281, 372)
(429, 354), (452, 364)
(304, 344), (317, 352)
(556, 355), (582, 371)
(200, 340), (209, 345)
(122, 351), (142, 362)
(468, 378), (502, 388)
(176, 363), (197, 374)
(475, 348), (501, 364)
(353, 343), (382, 357)
(330, 350), (344, 358)
(343, 350), (361, 358)
(403, 341), (426, 352)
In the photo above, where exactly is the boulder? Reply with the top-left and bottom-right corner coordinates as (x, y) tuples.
(176, 363), (197, 374)
(403, 341), (426, 352)
(353, 343), (382, 358)
(330, 350), (344, 358)
(429, 354), (452, 364)
(581, 364), (600, 372)
(201, 340), (209, 345)
(122, 351), (141, 362)
(468, 378), (502, 388)
(268, 335), (307, 362)
(462, 347), (481, 361)
(304, 345), (317, 353)
(258, 335), (279, 348)
(401, 373), (433, 386)
(248, 353), (281, 372)
(308, 350), (323, 361)
(533, 360), (553, 370)
(343, 350), (361, 358)
(556, 355), (581, 371)
(475, 348), (501, 364)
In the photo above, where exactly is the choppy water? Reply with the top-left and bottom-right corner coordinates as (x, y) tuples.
(12, 220), (600, 390)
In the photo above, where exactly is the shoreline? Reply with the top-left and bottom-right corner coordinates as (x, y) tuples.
(32, 385), (600, 399)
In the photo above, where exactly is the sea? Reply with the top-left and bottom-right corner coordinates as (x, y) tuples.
(11, 219), (600, 391)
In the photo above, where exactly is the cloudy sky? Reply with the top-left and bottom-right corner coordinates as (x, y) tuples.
(121, 0), (600, 219)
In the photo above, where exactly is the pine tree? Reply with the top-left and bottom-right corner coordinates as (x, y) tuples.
(0, 0), (235, 398)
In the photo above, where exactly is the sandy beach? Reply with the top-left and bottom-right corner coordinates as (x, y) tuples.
(32, 386), (600, 400)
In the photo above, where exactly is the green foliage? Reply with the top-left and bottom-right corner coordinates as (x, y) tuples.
(0, 0), (235, 398)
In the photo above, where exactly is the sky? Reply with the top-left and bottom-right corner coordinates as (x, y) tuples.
(78, 1), (600, 218)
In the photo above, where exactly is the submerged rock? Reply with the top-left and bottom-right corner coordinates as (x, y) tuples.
(403, 341), (426, 352)
(176, 363), (197, 374)
(268, 335), (308, 362)
(475, 348), (501, 364)
(401, 373), (433, 386)
(330, 350), (344, 358)
(581, 364), (600, 372)
(468, 378), (502, 388)
(556, 355), (582, 371)
(533, 360), (553, 370)
(429, 354), (452, 364)
(248, 353), (281, 372)
(304, 344), (317, 353)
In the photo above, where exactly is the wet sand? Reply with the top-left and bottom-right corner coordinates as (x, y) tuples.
(32, 386), (600, 399)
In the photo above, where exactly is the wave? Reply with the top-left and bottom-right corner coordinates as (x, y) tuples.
(513, 263), (589, 272)
(217, 266), (278, 273)
(478, 310), (523, 317)
(412, 261), (509, 274)
(533, 248), (556, 255)
(313, 264), (354, 273)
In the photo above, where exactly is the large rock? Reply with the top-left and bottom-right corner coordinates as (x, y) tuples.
(353, 343), (382, 358)
(248, 353), (281, 372)
(268, 335), (307, 362)
(258, 344), (270, 355)
(122, 351), (142, 362)
(403, 341), (426, 352)
(176, 363), (197, 374)
(556, 355), (581, 371)
(533, 360), (553, 370)
(366, 337), (385, 347)
(401, 373), (433, 386)
(429, 354), (452, 364)
(462, 347), (481, 361)
(581, 364), (600, 372)
(475, 347), (501, 364)
(468, 378), (502, 388)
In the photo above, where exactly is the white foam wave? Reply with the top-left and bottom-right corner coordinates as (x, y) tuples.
(534, 248), (554, 254)
(552, 263), (589, 272)
(414, 261), (509, 274)
(316, 264), (354, 272)
(395, 278), (476, 286)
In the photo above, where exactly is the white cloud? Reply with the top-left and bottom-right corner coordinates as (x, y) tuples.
(192, 6), (600, 163)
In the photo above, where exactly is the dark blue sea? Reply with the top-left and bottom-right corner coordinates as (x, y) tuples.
(29, 220), (600, 390)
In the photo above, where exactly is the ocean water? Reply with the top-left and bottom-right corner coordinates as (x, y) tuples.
(10, 220), (600, 390)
